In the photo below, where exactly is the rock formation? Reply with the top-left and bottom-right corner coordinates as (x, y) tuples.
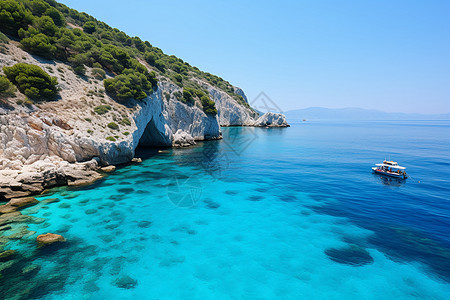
(36, 233), (66, 246)
(253, 112), (290, 127)
(172, 129), (196, 147)
(0, 42), (289, 200)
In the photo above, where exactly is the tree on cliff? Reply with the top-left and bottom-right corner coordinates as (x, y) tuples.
(3, 63), (58, 100)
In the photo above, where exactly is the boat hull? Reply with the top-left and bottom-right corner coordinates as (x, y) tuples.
(372, 167), (407, 179)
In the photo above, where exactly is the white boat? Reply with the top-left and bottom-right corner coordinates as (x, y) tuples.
(372, 160), (408, 179)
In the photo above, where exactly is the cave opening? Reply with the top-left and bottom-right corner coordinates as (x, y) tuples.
(135, 117), (172, 159)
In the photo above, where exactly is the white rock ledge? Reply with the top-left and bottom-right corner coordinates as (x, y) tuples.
(253, 112), (290, 127)
(172, 129), (196, 147)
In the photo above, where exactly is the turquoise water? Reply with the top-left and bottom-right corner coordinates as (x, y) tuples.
(2, 121), (450, 299)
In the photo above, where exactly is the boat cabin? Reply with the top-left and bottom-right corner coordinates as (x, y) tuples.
(372, 160), (408, 179)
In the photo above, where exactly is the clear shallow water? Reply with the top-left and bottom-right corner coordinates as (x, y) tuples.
(2, 120), (450, 299)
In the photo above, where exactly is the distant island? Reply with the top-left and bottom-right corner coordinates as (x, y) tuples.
(284, 107), (450, 121)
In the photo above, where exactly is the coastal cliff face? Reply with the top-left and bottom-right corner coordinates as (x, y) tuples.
(0, 42), (263, 199)
(0, 43), (256, 163)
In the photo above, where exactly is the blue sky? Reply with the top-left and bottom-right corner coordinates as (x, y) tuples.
(60, 0), (450, 114)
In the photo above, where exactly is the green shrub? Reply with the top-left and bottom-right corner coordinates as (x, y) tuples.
(173, 91), (182, 101)
(45, 7), (65, 27)
(201, 95), (217, 115)
(123, 131), (130, 136)
(106, 136), (116, 142)
(0, 0), (33, 34)
(0, 32), (9, 43)
(3, 63), (58, 100)
(172, 73), (182, 86)
(83, 21), (96, 34)
(120, 117), (131, 126)
(87, 129), (93, 134)
(73, 65), (86, 75)
(34, 15), (58, 36)
(29, 0), (50, 16)
(20, 33), (56, 59)
(91, 67), (105, 79)
(107, 122), (119, 130)
(0, 75), (16, 97)
(103, 72), (151, 101)
(84, 118), (92, 122)
(182, 88), (194, 103)
(94, 104), (111, 115)
(144, 52), (156, 65)
(164, 92), (170, 101)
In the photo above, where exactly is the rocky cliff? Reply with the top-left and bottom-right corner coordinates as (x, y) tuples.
(0, 42), (270, 200)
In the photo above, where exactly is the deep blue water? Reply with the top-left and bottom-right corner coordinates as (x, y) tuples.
(2, 120), (450, 299)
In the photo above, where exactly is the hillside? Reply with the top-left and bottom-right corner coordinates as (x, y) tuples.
(0, 0), (252, 109)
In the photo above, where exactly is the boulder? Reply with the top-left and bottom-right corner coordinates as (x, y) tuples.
(172, 129), (196, 147)
(0, 204), (16, 214)
(65, 169), (103, 186)
(36, 233), (66, 246)
(114, 275), (137, 289)
(0, 212), (23, 226)
(253, 112), (290, 127)
(8, 197), (39, 208)
(52, 118), (72, 130)
(0, 187), (31, 201)
(41, 198), (60, 204)
(131, 158), (142, 163)
(101, 165), (116, 172)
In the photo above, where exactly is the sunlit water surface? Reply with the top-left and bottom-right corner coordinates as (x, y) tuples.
(2, 120), (450, 299)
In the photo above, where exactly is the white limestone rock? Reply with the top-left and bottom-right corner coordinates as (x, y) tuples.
(196, 80), (258, 126)
(172, 129), (196, 147)
(0, 42), (261, 199)
(253, 112), (290, 127)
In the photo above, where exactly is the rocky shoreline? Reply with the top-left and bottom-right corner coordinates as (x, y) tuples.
(0, 42), (290, 201)
(0, 113), (289, 201)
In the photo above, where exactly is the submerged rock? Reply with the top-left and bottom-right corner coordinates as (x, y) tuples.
(9, 197), (39, 208)
(0, 249), (16, 261)
(325, 245), (374, 266)
(0, 197), (39, 215)
(114, 275), (137, 289)
(253, 112), (289, 127)
(0, 204), (16, 214)
(118, 188), (134, 194)
(137, 220), (152, 228)
(0, 224), (12, 231)
(58, 203), (71, 209)
(21, 264), (41, 278)
(36, 233), (66, 246)
(0, 212), (24, 226)
(204, 199), (220, 209)
(41, 198), (60, 204)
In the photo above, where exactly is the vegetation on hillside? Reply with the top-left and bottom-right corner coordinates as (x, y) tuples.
(3, 63), (58, 100)
(0, 75), (16, 97)
(0, 0), (251, 114)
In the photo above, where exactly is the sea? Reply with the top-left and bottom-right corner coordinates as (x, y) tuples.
(2, 120), (450, 299)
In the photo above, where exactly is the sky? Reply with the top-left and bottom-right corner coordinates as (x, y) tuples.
(59, 0), (450, 114)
